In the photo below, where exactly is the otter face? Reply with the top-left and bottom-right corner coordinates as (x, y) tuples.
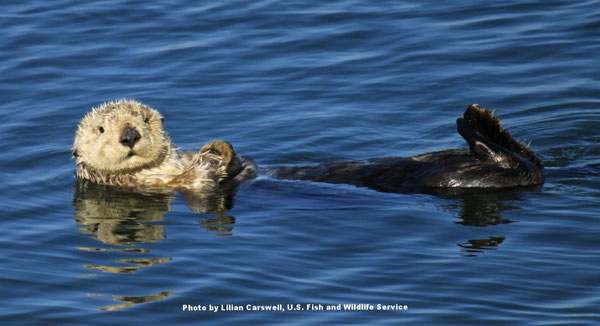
(73, 100), (170, 173)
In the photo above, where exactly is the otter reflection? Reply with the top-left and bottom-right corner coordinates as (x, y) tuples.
(441, 189), (529, 226)
(459, 236), (506, 257)
(440, 189), (530, 256)
(89, 290), (178, 311)
(73, 179), (238, 275)
(73, 179), (239, 310)
(73, 179), (170, 246)
(73, 179), (237, 246)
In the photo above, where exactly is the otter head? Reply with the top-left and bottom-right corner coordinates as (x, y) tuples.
(73, 100), (171, 173)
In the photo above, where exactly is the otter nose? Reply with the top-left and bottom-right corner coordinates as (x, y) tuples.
(120, 126), (141, 149)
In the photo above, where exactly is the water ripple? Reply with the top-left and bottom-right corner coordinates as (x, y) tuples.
(1, 0), (599, 325)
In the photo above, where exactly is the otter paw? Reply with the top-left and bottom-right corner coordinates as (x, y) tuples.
(201, 140), (235, 167)
(200, 140), (243, 181)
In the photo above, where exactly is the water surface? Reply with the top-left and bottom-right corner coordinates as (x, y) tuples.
(1, 1), (599, 325)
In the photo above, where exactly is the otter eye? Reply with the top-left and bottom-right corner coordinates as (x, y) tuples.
(98, 126), (104, 133)
(144, 117), (150, 123)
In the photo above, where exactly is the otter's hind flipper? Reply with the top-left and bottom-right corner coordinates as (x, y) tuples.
(457, 104), (543, 171)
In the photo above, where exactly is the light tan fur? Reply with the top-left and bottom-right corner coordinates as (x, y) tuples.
(73, 99), (252, 190)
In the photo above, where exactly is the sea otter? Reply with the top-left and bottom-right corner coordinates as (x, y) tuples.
(273, 104), (544, 194)
(72, 99), (257, 190)
(74, 101), (543, 195)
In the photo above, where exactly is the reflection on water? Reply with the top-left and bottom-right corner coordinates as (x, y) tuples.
(180, 187), (236, 215)
(77, 247), (150, 253)
(89, 290), (178, 311)
(458, 236), (506, 257)
(73, 180), (173, 246)
(72, 179), (239, 310)
(438, 189), (533, 257)
(72, 179), (238, 245)
(83, 257), (173, 274)
(442, 190), (526, 227)
(198, 214), (236, 236)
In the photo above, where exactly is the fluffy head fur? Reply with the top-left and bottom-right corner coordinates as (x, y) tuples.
(73, 99), (170, 173)
(72, 100), (257, 189)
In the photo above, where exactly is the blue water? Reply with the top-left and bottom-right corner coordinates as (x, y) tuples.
(1, 1), (599, 325)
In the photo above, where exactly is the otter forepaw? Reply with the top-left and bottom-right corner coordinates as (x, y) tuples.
(200, 140), (243, 182)
(201, 141), (236, 168)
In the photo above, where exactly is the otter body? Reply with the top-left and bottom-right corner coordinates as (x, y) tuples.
(73, 100), (257, 190)
(74, 101), (543, 194)
(273, 105), (544, 194)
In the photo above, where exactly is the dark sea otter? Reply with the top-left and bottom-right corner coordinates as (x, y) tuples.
(273, 104), (544, 194)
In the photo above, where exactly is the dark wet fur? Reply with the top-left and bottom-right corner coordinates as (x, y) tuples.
(273, 105), (544, 194)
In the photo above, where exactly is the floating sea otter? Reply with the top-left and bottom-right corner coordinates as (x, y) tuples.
(72, 99), (257, 190)
(73, 101), (543, 194)
(273, 104), (544, 193)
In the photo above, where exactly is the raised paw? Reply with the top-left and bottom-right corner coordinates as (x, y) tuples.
(200, 140), (243, 182)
